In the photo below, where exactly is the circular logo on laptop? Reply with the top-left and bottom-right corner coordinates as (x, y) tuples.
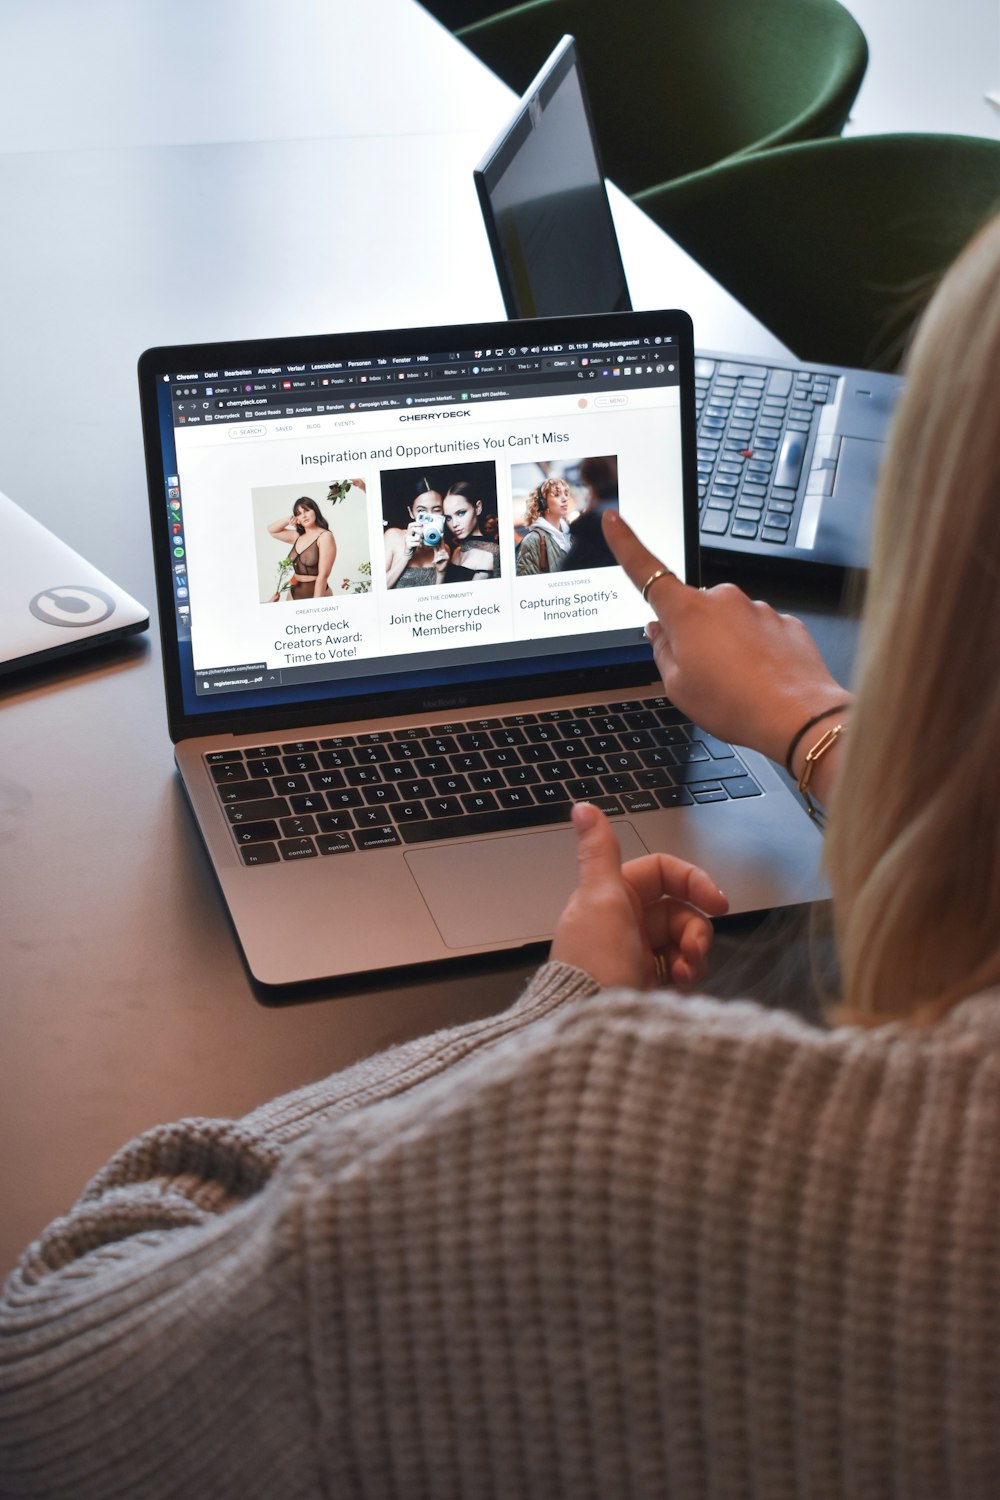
(29, 586), (116, 628)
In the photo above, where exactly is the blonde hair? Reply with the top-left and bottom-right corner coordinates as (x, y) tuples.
(825, 211), (1000, 1026)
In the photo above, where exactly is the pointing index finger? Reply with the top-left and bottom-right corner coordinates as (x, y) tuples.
(602, 511), (688, 614)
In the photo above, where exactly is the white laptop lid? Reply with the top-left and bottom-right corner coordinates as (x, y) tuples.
(0, 489), (149, 675)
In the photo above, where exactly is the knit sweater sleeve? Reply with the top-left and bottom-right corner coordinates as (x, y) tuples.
(4, 978), (1000, 1499)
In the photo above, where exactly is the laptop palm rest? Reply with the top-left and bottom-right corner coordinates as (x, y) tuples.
(406, 822), (649, 949)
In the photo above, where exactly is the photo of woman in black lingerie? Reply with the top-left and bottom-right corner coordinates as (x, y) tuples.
(267, 497), (337, 601)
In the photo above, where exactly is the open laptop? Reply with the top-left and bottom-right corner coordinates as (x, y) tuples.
(138, 308), (826, 989)
(0, 488), (148, 676)
(474, 36), (905, 572)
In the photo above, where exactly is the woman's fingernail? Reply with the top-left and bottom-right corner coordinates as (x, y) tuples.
(572, 800), (599, 830)
(645, 620), (662, 642)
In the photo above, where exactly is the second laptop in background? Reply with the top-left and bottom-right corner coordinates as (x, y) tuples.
(474, 36), (904, 572)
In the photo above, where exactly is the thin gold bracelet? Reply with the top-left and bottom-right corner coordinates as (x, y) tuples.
(797, 722), (846, 825)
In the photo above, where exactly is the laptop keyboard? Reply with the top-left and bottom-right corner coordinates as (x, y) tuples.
(696, 358), (834, 546)
(205, 698), (762, 866)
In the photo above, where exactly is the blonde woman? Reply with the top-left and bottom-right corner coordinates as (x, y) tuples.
(5, 218), (1000, 1497)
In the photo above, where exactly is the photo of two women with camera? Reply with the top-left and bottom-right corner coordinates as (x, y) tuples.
(382, 462), (501, 590)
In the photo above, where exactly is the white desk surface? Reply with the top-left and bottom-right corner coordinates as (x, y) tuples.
(0, 0), (802, 1275)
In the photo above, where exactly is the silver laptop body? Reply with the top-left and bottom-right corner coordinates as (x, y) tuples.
(139, 308), (826, 990)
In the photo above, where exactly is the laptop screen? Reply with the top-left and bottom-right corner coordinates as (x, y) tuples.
(474, 35), (630, 319)
(139, 310), (695, 737)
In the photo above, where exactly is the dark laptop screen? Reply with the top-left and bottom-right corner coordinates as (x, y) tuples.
(474, 36), (631, 319)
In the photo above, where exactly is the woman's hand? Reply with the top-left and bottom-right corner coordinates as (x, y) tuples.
(433, 544), (451, 580)
(404, 521), (423, 555)
(550, 802), (729, 990)
(602, 511), (850, 765)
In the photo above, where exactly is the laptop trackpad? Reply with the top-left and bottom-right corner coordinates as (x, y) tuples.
(406, 823), (650, 949)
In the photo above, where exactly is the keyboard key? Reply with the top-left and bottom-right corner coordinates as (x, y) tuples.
(319, 749), (354, 769)
(565, 778), (603, 800)
(392, 802), (430, 823)
(761, 527), (789, 545)
(278, 838), (317, 860)
(290, 793), (327, 813)
(362, 784), (400, 805)
(536, 783), (570, 804)
(399, 801), (572, 844)
(701, 511), (730, 534)
(211, 762), (248, 784)
(427, 797), (462, 818)
(354, 827), (402, 851)
(389, 741), (423, 761)
(462, 791), (500, 814)
(317, 833), (354, 856)
(656, 787), (696, 809)
(469, 770), (505, 791)
(245, 745), (280, 759)
(497, 787), (536, 809)
(453, 752), (486, 773)
(354, 745), (390, 765)
(505, 764), (539, 786)
(317, 810), (356, 832)
(355, 806), (393, 827)
(281, 740), (318, 754)
(327, 789), (365, 809)
(619, 791), (658, 813)
(636, 768), (674, 789)
(206, 750), (243, 765)
(282, 753), (318, 774)
(723, 776), (763, 798)
(433, 774), (470, 797)
(227, 797), (290, 824)
(397, 778), (433, 800)
(674, 742), (711, 764)
(241, 844), (280, 866)
(219, 780), (274, 803)
(273, 774), (311, 795)
(345, 767), (385, 786)
(731, 519), (758, 539)
(309, 771), (345, 792)
(280, 815), (317, 838)
(233, 820), (281, 844)
(673, 757), (748, 785)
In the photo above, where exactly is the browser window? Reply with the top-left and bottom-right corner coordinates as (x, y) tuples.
(148, 325), (690, 719)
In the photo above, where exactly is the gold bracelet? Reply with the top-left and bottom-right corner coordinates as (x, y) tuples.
(797, 722), (846, 826)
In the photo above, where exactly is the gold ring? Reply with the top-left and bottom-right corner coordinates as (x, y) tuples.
(653, 950), (670, 985)
(641, 567), (673, 603)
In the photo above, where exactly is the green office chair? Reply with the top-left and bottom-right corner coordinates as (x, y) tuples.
(457, 0), (869, 197)
(636, 133), (1000, 371)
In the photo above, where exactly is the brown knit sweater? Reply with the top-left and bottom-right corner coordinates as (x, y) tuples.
(2, 962), (1000, 1499)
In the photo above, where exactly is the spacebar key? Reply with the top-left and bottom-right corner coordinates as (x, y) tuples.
(775, 430), (806, 489)
(399, 801), (572, 843)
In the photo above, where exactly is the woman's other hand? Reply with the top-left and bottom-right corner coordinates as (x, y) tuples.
(602, 511), (849, 764)
(550, 803), (728, 990)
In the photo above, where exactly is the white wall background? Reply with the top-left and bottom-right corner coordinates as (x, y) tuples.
(841, 0), (1000, 139)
